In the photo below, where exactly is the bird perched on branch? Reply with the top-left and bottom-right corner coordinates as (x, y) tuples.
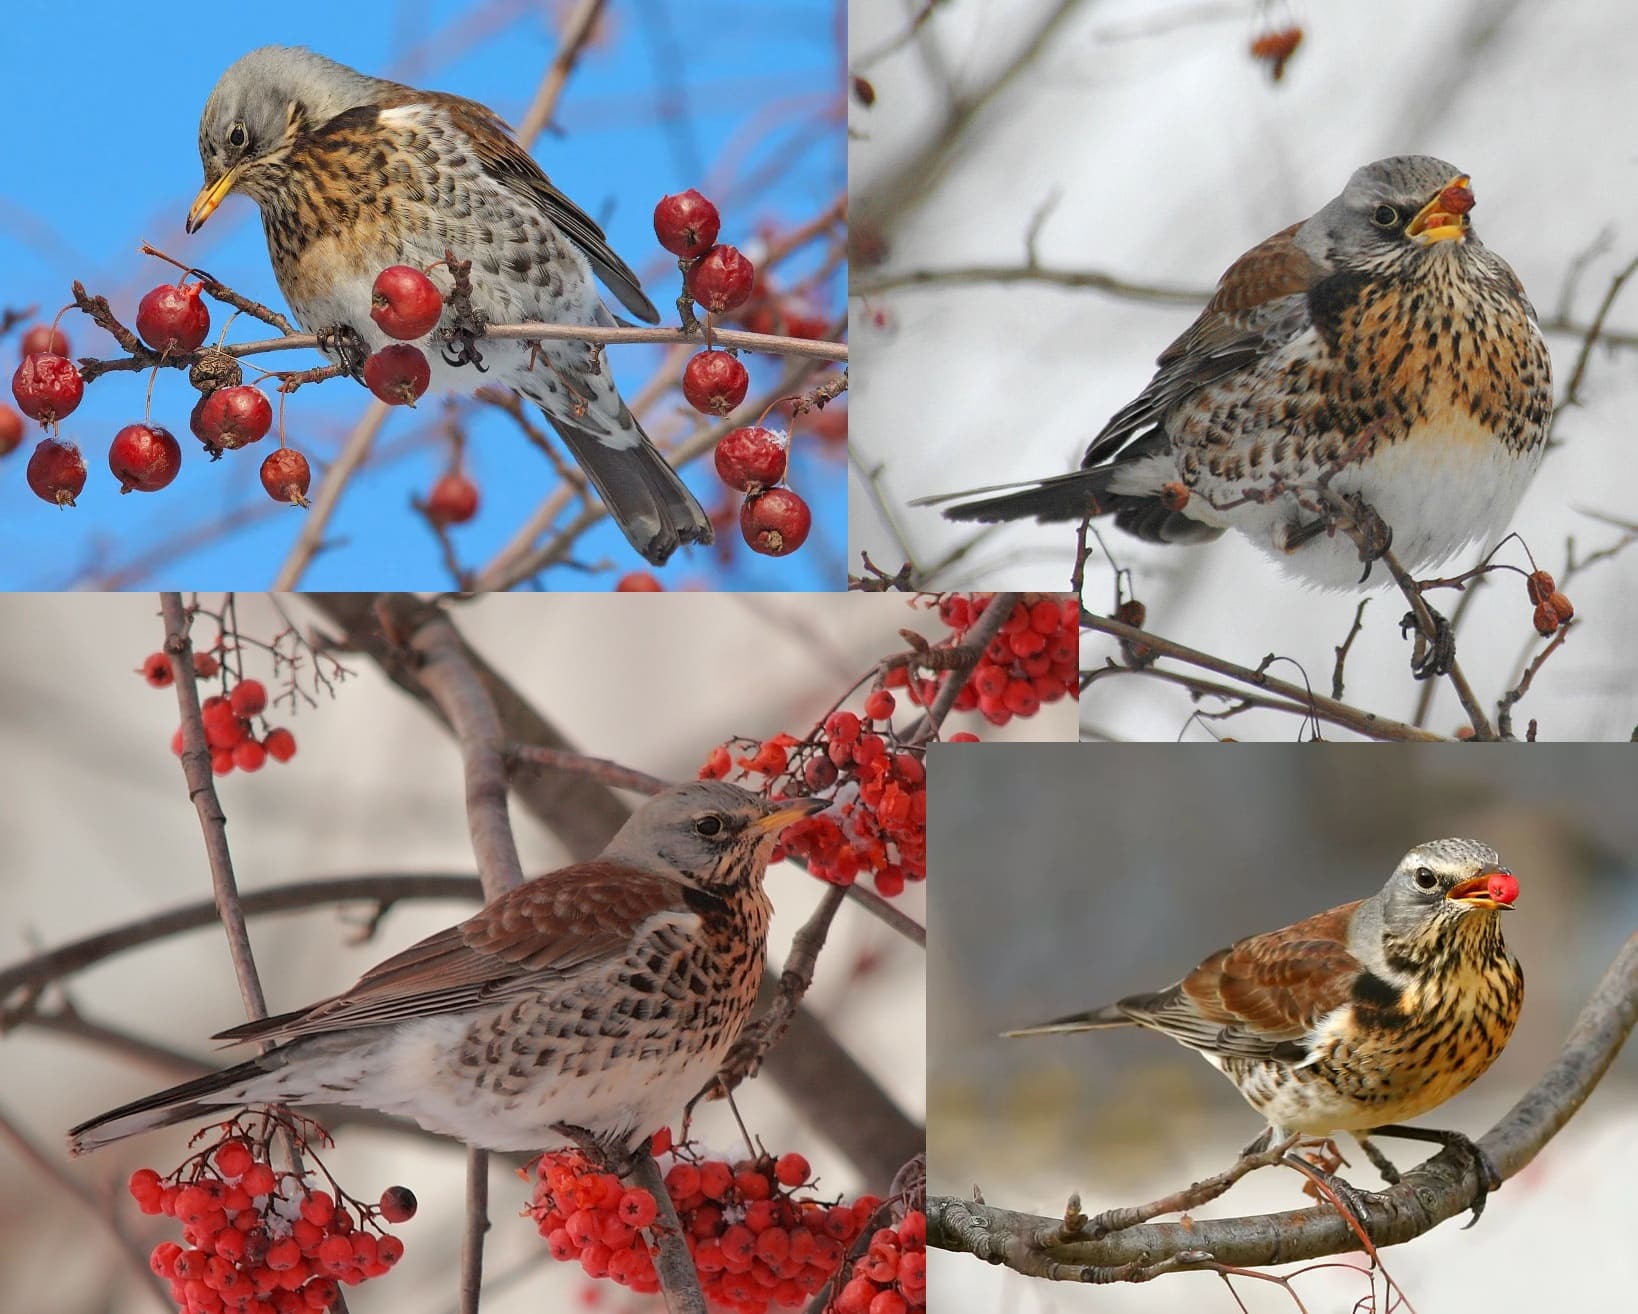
(922, 157), (1553, 589)
(68, 782), (826, 1159)
(186, 45), (712, 565)
(1008, 838), (1524, 1221)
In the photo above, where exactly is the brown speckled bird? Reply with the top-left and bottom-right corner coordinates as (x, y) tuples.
(925, 157), (1554, 588)
(1008, 838), (1523, 1218)
(67, 783), (826, 1158)
(186, 46), (711, 566)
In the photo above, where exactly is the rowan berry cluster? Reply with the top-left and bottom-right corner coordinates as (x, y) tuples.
(699, 694), (925, 897)
(832, 1208), (927, 1314)
(654, 188), (816, 559)
(141, 655), (298, 777)
(894, 593), (1080, 726)
(129, 1125), (410, 1314)
(528, 1134), (882, 1314)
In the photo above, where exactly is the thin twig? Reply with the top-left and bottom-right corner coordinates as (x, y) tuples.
(459, 1147), (491, 1314)
(270, 401), (391, 591)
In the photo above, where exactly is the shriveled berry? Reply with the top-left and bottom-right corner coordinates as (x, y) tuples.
(1532, 600), (1558, 636)
(370, 265), (443, 339)
(198, 385), (272, 450)
(136, 282), (210, 355)
(426, 470), (479, 524)
(109, 423), (182, 493)
(27, 437), (86, 505)
(260, 448), (311, 506)
(364, 344), (431, 405)
(615, 572), (663, 591)
(379, 1185), (417, 1223)
(12, 353), (84, 423)
(653, 189), (721, 259)
(740, 488), (811, 556)
(714, 426), (787, 492)
(0, 403), (24, 455)
(687, 244), (756, 314)
(1548, 591), (1574, 624)
(1525, 568), (1555, 605)
(193, 651), (220, 678)
(682, 350), (749, 415)
(20, 324), (69, 358)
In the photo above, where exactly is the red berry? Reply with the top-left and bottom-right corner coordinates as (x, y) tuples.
(109, 423), (182, 493)
(194, 651), (220, 678)
(263, 727), (297, 762)
(229, 680), (267, 716)
(240, 1161), (277, 1196)
(0, 403), (23, 456)
(299, 1191), (335, 1227)
(136, 283), (210, 355)
(379, 1185), (417, 1223)
(233, 739), (267, 771)
(140, 652), (173, 687)
(687, 244), (756, 314)
(864, 690), (895, 720)
(261, 448), (311, 506)
(20, 324), (70, 358)
(682, 350), (749, 415)
(617, 1190), (658, 1229)
(740, 488), (811, 556)
(370, 265), (443, 340)
(197, 385), (272, 450)
(714, 426), (787, 492)
(426, 470), (479, 524)
(774, 1153), (810, 1187)
(653, 189), (721, 259)
(12, 353), (84, 424)
(615, 572), (664, 591)
(364, 344), (431, 406)
(26, 437), (86, 505)
(213, 1139), (254, 1178)
(302, 1277), (338, 1310)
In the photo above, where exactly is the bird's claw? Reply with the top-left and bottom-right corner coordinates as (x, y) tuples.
(1401, 607), (1455, 679)
(317, 323), (371, 381)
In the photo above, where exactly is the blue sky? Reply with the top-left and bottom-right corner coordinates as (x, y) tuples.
(0, 1), (845, 590)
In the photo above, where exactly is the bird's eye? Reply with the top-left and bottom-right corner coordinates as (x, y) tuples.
(228, 122), (248, 149)
(694, 814), (724, 838)
(1413, 866), (1437, 890)
(1371, 204), (1401, 229)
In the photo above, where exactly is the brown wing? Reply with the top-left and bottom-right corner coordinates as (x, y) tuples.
(1117, 900), (1363, 1062)
(214, 863), (692, 1045)
(406, 89), (660, 325)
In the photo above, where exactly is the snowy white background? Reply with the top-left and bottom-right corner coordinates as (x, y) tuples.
(850, 0), (1638, 741)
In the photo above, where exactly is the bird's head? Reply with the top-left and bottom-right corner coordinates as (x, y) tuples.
(602, 780), (829, 891)
(1298, 155), (1478, 272)
(189, 46), (383, 232)
(1377, 837), (1518, 940)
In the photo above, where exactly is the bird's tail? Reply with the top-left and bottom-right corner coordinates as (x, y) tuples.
(67, 1057), (272, 1157)
(549, 409), (713, 566)
(913, 469), (1115, 525)
(1003, 1004), (1132, 1038)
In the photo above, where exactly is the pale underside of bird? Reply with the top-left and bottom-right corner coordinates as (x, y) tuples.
(68, 784), (827, 1157)
(923, 156), (1554, 589)
(187, 45), (712, 566)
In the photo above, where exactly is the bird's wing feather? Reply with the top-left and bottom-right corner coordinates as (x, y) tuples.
(415, 91), (661, 325)
(214, 864), (694, 1044)
(1119, 901), (1363, 1062)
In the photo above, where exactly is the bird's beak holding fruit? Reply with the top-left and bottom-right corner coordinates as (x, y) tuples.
(186, 168), (239, 234)
(1407, 175), (1474, 245)
(1447, 868), (1519, 911)
(750, 796), (831, 836)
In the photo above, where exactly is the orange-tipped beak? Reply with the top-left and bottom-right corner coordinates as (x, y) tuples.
(749, 795), (830, 835)
(1407, 175), (1473, 245)
(1447, 867), (1517, 910)
(186, 168), (239, 234)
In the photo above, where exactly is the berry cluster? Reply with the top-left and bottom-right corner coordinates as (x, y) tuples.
(528, 1136), (882, 1314)
(129, 1127), (410, 1314)
(832, 1209), (927, 1314)
(1524, 568), (1575, 637)
(895, 594), (1080, 726)
(699, 692), (925, 897)
(142, 655), (299, 777)
(653, 188), (815, 560)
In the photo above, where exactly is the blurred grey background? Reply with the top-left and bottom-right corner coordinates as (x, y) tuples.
(928, 743), (1638, 1311)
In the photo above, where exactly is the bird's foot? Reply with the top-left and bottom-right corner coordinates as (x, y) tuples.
(1366, 1123), (1500, 1228)
(434, 250), (488, 371)
(1400, 605), (1455, 680)
(550, 1122), (638, 1178)
(316, 323), (371, 381)
(1281, 1147), (1374, 1230)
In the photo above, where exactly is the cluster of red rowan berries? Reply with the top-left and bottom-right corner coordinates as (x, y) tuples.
(529, 1132), (882, 1314)
(654, 189), (814, 560)
(893, 594), (1080, 727)
(832, 1208), (927, 1314)
(698, 693), (925, 897)
(1524, 568), (1575, 637)
(141, 654), (298, 776)
(129, 1128), (411, 1314)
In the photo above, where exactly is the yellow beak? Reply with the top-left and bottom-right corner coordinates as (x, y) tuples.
(749, 796), (830, 835)
(187, 167), (240, 234)
(1406, 175), (1472, 245)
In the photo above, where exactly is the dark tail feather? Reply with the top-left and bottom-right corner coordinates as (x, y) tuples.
(67, 1057), (269, 1157)
(918, 469), (1114, 525)
(1003, 1004), (1132, 1038)
(550, 413), (713, 566)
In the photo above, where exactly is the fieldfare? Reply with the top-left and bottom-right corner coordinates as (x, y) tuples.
(68, 782), (826, 1157)
(1008, 838), (1523, 1218)
(187, 46), (713, 565)
(925, 157), (1554, 588)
